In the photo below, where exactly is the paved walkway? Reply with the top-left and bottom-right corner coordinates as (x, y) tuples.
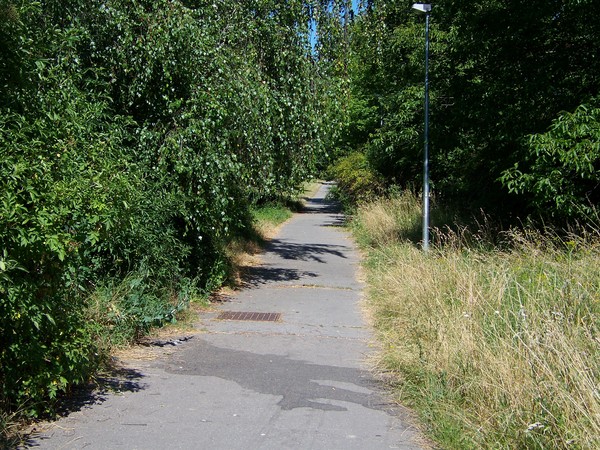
(28, 183), (422, 449)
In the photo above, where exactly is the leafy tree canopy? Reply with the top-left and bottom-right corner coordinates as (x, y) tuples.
(341, 0), (600, 220)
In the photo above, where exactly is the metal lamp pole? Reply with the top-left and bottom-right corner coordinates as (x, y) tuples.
(412, 3), (432, 251)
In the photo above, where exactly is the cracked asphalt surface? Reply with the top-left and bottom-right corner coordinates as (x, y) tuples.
(27, 183), (423, 450)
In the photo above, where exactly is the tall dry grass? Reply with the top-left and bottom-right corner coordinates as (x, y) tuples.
(354, 192), (600, 449)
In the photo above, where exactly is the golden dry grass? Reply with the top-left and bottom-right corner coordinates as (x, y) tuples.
(355, 192), (600, 449)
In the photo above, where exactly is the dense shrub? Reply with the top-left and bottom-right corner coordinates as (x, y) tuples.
(1, 0), (341, 418)
(328, 152), (384, 204)
(502, 98), (600, 221)
(0, 21), (139, 413)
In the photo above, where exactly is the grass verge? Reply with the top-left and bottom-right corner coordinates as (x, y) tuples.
(353, 191), (599, 449)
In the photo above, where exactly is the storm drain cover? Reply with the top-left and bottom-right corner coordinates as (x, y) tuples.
(217, 311), (281, 322)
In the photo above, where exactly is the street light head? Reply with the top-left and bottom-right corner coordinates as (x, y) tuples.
(412, 3), (432, 13)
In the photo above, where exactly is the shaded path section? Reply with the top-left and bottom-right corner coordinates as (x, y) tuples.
(29, 183), (423, 449)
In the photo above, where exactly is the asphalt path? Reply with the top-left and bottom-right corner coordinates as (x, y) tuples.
(27, 183), (423, 450)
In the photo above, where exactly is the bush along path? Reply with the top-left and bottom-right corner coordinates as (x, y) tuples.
(1, 0), (346, 424)
(26, 183), (424, 449)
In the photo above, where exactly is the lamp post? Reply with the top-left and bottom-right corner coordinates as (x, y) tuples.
(412, 3), (431, 251)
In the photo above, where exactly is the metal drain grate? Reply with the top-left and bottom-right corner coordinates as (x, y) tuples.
(217, 311), (281, 322)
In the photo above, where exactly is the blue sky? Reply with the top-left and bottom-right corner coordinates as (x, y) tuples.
(309, 1), (362, 50)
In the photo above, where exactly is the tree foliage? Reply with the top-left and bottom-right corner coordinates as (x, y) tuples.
(341, 0), (600, 220)
(0, 0), (343, 416)
(502, 98), (600, 219)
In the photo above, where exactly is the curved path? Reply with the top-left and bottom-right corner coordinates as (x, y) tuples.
(29, 183), (422, 449)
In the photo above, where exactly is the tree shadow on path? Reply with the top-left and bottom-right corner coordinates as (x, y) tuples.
(240, 266), (319, 288)
(22, 367), (147, 448)
(263, 240), (348, 263)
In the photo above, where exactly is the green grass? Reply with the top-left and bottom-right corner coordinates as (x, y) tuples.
(353, 191), (600, 449)
(251, 204), (293, 229)
(250, 181), (321, 233)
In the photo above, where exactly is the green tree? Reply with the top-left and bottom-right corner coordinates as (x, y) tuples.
(502, 98), (600, 220)
(1, 0), (343, 417)
(342, 0), (600, 220)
